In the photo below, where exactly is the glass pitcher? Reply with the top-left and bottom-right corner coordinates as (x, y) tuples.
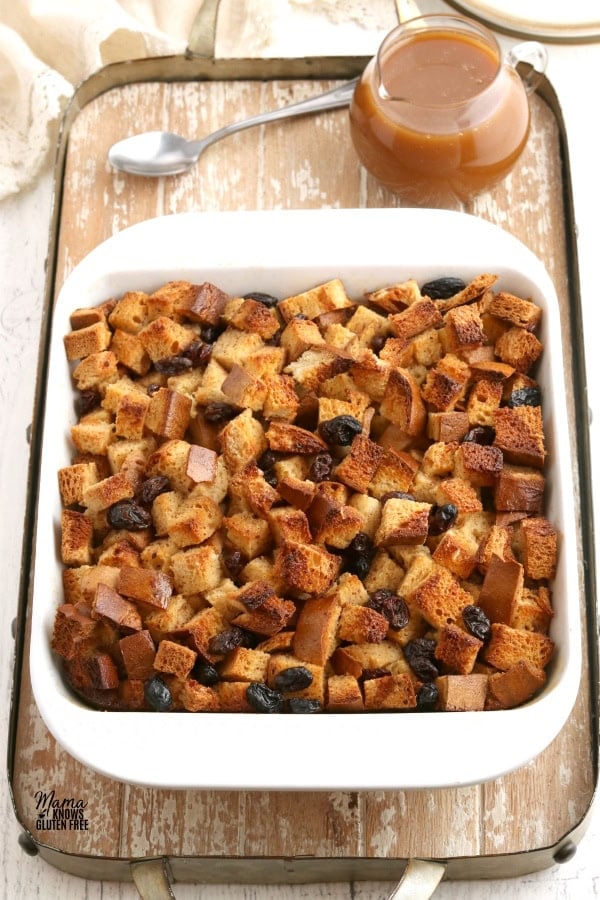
(349, 14), (548, 205)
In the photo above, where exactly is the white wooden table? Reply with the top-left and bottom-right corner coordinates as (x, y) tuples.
(1, 2), (599, 897)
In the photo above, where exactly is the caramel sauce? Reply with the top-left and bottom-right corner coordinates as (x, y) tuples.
(349, 29), (530, 203)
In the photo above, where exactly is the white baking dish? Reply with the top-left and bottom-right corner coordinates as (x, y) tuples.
(30, 208), (581, 790)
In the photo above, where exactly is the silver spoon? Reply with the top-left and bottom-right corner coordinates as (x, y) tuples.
(108, 77), (359, 177)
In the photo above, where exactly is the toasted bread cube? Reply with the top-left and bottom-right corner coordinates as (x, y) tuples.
(293, 594), (342, 665)
(436, 477), (482, 513)
(284, 347), (352, 392)
(493, 406), (545, 469)
(72, 350), (119, 391)
(119, 629), (156, 680)
(323, 321), (361, 354)
(81, 471), (134, 513)
(519, 517), (558, 580)
(65, 652), (120, 693)
(365, 279), (420, 313)
(145, 388), (192, 440)
(389, 298), (443, 342)
(421, 353), (470, 412)
(432, 527), (479, 579)
(380, 367), (426, 435)
(477, 555), (524, 625)
(338, 605), (389, 644)
(154, 639), (196, 679)
(149, 280), (206, 318)
(364, 550), (404, 594)
(307, 494), (363, 549)
(483, 623), (554, 670)
(266, 421), (327, 455)
(346, 304), (391, 348)
(435, 624), (482, 675)
(466, 378), (502, 426)
(326, 674), (364, 711)
(218, 647), (270, 682)
(58, 461), (99, 507)
(275, 541), (341, 595)
(185, 445), (218, 484)
(108, 291), (149, 333)
(201, 579), (244, 620)
(363, 673), (417, 710)
(230, 461), (280, 517)
(110, 328), (151, 376)
(335, 434), (384, 493)
(221, 365), (266, 411)
(266, 654), (324, 702)
(263, 374), (300, 421)
(454, 443), (503, 487)
(117, 565), (172, 609)
(436, 674), (488, 711)
(268, 506), (312, 545)
(510, 586), (553, 634)
(410, 568), (472, 630)
(495, 326), (542, 373)
(426, 411), (470, 443)
(433, 274), (497, 312)
(138, 316), (196, 362)
(278, 476), (316, 511)
(64, 320), (112, 361)
(184, 457), (229, 507)
(278, 278), (352, 322)
(184, 607), (230, 663)
(174, 281), (229, 325)
(233, 595), (296, 636)
(169, 496), (223, 548)
(145, 440), (193, 492)
(224, 511), (272, 559)
(151, 491), (181, 537)
(350, 352), (390, 402)
(318, 396), (367, 426)
(195, 358), (228, 405)
(219, 409), (267, 473)
(178, 680), (221, 712)
(139, 537), (179, 572)
(280, 317), (326, 361)
(212, 328), (264, 370)
(71, 414), (115, 456)
(331, 640), (402, 677)
(51, 604), (98, 660)
(348, 493), (381, 539)
(171, 543), (223, 595)
(114, 393), (150, 440)
(375, 498), (431, 547)
(476, 525), (513, 573)
(69, 304), (108, 330)
(488, 292), (542, 331)
(486, 659), (546, 709)
(370, 448), (419, 499)
(91, 583), (142, 631)
(326, 572), (369, 607)
(228, 298), (280, 339)
(61, 509), (93, 566)
(442, 304), (485, 354)
(216, 681), (254, 711)
(495, 464), (545, 513)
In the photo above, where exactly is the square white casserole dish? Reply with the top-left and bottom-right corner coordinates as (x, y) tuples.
(30, 208), (581, 790)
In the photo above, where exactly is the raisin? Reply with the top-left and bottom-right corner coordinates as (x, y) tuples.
(380, 490), (416, 504)
(462, 426), (496, 445)
(154, 355), (193, 375)
(288, 698), (321, 714)
(319, 415), (363, 446)
(360, 667), (391, 682)
(349, 532), (373, 555)
(223, 546), (246, 579)
(137, 475), (170, 506)
(370, 333), (387, 354)
(144, 676), (172, 711)
(462, 604), (491, 642)
(193, 662), (220, 686)
(243, 291), (279, 308)
(367, 590), (410, 630)
(273, 666), (314, 692)
(200, 324), (223, 344)
(246, 682), (284, 713)
(428, 503), (458, 536)
(347, 556), (371, 580)
(266, 328), (282, 347)
(421, 276), (466, 300)
(208, 627), (247, 655)
(309, 452), (333, 483)
(183, 339), (212, 367)
(107, 499), (152, 531)
(203, 401), (240, 424)
(507, 386), (542, 408)
(146, 382), (162, 396)
(258, 450), (280, 472)
(344, 532), (374, 580)
(416, 683), (439, 711)
(293, 313), (309, 320)
(404, 638), (439, 682)
(75, 389), (101, 417)
(264, 470), (278, 487)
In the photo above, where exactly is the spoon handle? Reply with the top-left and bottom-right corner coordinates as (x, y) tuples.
(189, 77), (358, 154)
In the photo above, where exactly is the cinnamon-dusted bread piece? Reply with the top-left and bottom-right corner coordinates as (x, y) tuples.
(61, 509), (94, 566)
(293, 594), (342, 666)
(379, 367), (426, 434)
(275, 541), (341, 595)
(337, 604), (389, 644)
(434, 624), (483, 675)
(154, 639), (197, 679)
(485, 660), (547, 709)
(326, 674), (364, 711)
(494, 465), (545, 513)
(487, 292), (542, 331)
(478, 555), (524, 625)
(517, 516), (558, 580)
(363, 673), (417, 710)
(482, 623), (554, 670)
(495, 326), (542, 373)
(442, 304), (486, 353)
(493, 406), (546, 468)
(374, 497), (431, 548)
(335, 434), (384, 492)
(435, 674), (488, 711)
(277, 278), (352, 322)
(389, 298), (443, 341)
(64, 320), (112, 361)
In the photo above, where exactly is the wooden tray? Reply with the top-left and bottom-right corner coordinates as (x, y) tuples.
(8, 52), (598, 893)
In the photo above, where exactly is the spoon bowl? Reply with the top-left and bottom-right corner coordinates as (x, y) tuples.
(108, 78), (359, 177)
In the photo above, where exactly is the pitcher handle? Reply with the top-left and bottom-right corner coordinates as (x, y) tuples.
(507, 41), (548, 95)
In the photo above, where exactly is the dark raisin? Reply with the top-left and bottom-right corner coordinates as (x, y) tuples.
(203, 401), (240, 424)
(371, 333), (387, 354)
(293, 313), (308, 320)
(200, 324), (222, 344)
(349, 532), (373, 555)
(243, 291), (279, 308)
(146, 382), (162, 396)
(404, 638), (439, 682)
(380, 490), (416, 504)
(346, 556), (371, 580)
(319, 415), (363, 446)
(183, 339), (212, 367)
(246, 682), (284, 713)
(309, 452), (333, 483)
(368, 590), (410, 630)
(107, 499), (152, 531)
(273, 666), (314, 692)
(344, 533), (375, 580)
(265, 328), (282, 347)
(462, 426), (496, 445)
(208, 627), (247, 655)
(258, 450), (280, 472)
(193, 662), (220, 686)
(144, 676), (172, 711)
(75, 389), (101, 417)
(288, 698), (321, 714)
(137, 475), (170, 506)
(360, 667), (391, 682)
(263, 469), (278, 487)
(428, 503), (458, 536)
(416, 682), (439, 711)
(154, 355), (193, 375)
(421, 276), (466, 300)
(507, 386), (542, 408)
(223, 546), (246, 579)
(462, 604), (491, 642)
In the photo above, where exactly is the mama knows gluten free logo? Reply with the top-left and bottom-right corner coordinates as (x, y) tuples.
(34, 789), (89, 832)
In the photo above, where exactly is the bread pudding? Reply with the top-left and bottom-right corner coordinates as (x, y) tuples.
(52, 272), (557, 714)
